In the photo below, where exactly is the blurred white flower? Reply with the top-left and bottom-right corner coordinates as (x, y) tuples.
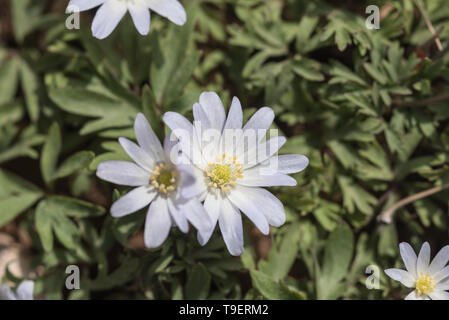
(96, 113), (211, 248)
(163, 92), (309, 255)
(67, 0), (187, 39)
(385, 242), (449, 300)
(0, 280), (34, 300)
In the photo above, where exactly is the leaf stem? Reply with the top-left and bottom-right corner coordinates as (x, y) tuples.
(394, 92), (449, 107)
(416, 0), (443, 51)
(378, 182), (449, 223)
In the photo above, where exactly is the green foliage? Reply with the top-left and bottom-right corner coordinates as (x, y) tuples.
(1, 0), (449, 300)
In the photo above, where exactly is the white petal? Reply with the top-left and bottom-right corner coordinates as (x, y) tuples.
(16, 281), (34, 300)
(227, 188), (269, 235)
(144, 197), (172, 248)
(238, 167), (297, 187)
(97, 161), (149, 186)
(163, 134), (180, 163)
(67, 0), (105, 12)
(179, 198), (212, 234)
(417, 242), (431, 275)
(163, 112), (205, 168)
(129, 2), (151, 35)
(177, 165), (202, 199)
(193, 101), (212, 137)
(273, 154), (309, 174)
(434, 266), (449, 283)
(146, 0), (187, 25)
(400, 242), (418, 278)
(428, 290), (449, 300)
(135, 113), (165, 162)
(167, 197), (189, 233)
(405, 290), (429, 300)
(177, 198), (210, 232)
(429, 245), (449, 276)
(384, 269), (415, 288)
(224, 97), (243, 130)
(193, 102), (219, 162)
(0, 285), (16, 300)
(232, 185), (285, 227)
(218, 97), (244, 158)
(218, 198), (244, 256)
(198, 92), (226, 132)
(241, 107), (274, 144)
(91, 1), (127, 39)
(110, 186), (156, 217)
(197, 193), (220, 245)
(244, 136), (287, 169)
(119, 137), (154, 172)
(437, 277), (449, 290)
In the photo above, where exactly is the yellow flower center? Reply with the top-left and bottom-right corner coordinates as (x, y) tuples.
(205, 153), (243, 192)
(415, 273), (436, 296)
(150, 163), (178, 194)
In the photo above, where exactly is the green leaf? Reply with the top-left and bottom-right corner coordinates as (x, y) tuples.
(150, 2), (200, 107)
(52, 213), (81, 250)
(0, 57), (19, 104)
(35, 200), (55, 252)
(34, 196), (104, 252)
(364, 62), (388, 85)
(291, 59), (324, 82)
(54, 151), (95, 179)
(40, 122), (61, 186)
(185, 263), (211, 300)
(378, 224), (398, 257)
(142, 86), (163, 140)
(0, 125), (44, 164)
(19, 59), (40, 121)
(48, 88), (138, 135)
(10, 0), (48, 43)
(148, 254), (175, 276)
(313, 203), (341, 232)
(45, 196), (105, 218)
(250, 270), (305, 300)
(89, 142), (131, 171)
(338, 176), (377, 215)
(0, 169), (43, 227)
(317, 223), (354, 299)
(259, 223), (301, 280)
(90, 258), (140, 291)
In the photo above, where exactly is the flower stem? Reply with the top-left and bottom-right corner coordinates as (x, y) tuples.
(378, 182), (449, 223)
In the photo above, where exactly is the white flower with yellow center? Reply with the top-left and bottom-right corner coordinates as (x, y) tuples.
(385, 242), (449, 300)
(0, 281), (34, 300)
(67, 0), (186, 39)
(163, 92), (309, 256)
(96, 113), (211, 248)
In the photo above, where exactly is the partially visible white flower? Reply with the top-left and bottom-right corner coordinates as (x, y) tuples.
(67, 0), (187, 39)
(163, 92), (309, 256)
(96, 113), (211, 248)
(385, 242), (449, 300)
(0, 280), (34, 300)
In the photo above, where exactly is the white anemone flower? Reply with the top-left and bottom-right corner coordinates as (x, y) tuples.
(67, 0), (187, 39)
(0, 281), (34, 300)
(163, 92), (309, 255)
(96, 113), (211, 248)
(385, 242), (449, 300)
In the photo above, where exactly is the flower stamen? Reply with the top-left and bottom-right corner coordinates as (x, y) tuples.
(205, 153), (243, 192)
(415, 273), (436, 296)
(150, 163), (178, 194)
